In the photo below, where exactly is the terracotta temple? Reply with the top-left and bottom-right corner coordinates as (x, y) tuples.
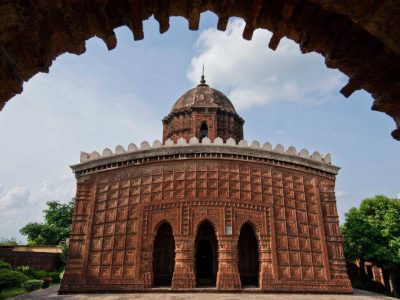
(60, 76), (352, 293)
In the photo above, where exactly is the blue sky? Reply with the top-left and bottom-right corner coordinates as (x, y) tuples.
(0, 13), (399, 242)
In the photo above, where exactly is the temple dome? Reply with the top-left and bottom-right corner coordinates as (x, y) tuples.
(163, 75), (244, 143)
(171, 81), (236, 114)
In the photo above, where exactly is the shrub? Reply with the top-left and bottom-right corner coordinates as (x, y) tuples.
(15, 266), (50, 280)
(47, 271), (61, 283)
(21, 279), (43, 292)
(0, 269), (29, 292)
(15, 266), (35, 278)
(0, 261), (11, 270)
(31, 269), (47, 280)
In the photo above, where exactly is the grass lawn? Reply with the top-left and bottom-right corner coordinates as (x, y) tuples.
(0, 287), (26, 300)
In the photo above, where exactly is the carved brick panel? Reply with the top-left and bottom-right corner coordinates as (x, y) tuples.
(62, 157), (351, 293)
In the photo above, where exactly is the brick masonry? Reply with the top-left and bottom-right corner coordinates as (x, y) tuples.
(60, 84), (352, 293)
(60, 148), (352, 293)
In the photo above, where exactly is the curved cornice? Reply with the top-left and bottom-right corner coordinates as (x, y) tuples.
(72, 137), (338, 178)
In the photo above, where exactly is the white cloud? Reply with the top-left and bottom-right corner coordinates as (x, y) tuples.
(397, 192), (400, 199)
(187, 19), (346, 110)
(35, 178), (75, 205)
(0, 175), (75, 242)
(0, 186), (33, 241)
(0, 187), (30, 210)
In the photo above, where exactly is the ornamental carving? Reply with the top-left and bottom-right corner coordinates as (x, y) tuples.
(150, 209), (179, 235)
(234, 210), (264, 235)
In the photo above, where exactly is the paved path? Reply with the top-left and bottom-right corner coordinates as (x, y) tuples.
(10, 286), (394, 300)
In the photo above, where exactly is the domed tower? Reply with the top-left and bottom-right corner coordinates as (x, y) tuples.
(162, 75), (244, 143)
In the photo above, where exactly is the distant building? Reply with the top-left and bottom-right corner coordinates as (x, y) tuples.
(347, 260), (387, 293)
(0, 245), (62, 271)
(60, 76), (352, 293)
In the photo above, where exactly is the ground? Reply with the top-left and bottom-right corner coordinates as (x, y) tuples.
(9, 286), (394, 300)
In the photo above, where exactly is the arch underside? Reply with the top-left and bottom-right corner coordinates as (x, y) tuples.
(1, 0), (399, 140)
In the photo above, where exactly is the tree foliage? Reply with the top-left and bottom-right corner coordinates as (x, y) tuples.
(60, 241), (69, 265)
(0, 237), (18, 246)
(20, 200), (74, 245)
(341, 195), (400, 268)
(341, 195), (400, 297)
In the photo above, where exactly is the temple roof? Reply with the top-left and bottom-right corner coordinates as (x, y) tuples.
(171, 78), (237, 114)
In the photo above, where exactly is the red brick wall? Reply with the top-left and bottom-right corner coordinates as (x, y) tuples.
(60, 156), (352, 293)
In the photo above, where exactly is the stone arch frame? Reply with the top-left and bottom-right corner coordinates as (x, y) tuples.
(236, 219), (262, 241)
(193, 217), (220, 240)
(233, 213), (274, 288)
(235, 219), (263, 261)
(151, 219), (177, 240)
(151, 220), (176, 287)
(237, 220), (262, 288)
(0, 1), (399, 140)
(150, 220), (177, 268)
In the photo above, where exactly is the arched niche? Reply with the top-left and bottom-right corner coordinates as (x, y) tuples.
(238, 222), (260, 287)
(153, 222), (175, 287)
(195, 220), (218, 287)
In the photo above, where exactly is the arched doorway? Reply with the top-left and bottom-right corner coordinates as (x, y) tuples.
(199, 122), (208, 141)
(153, 222), (175, 287)
(238, 222), (259, 287)
(195, 221), (218, 287)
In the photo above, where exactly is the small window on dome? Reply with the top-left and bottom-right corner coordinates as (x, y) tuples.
(199, 122), (208, 141)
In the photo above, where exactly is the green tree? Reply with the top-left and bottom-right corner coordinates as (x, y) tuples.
(0, 237), (18, 246)
(341, 195), (400, 296)
(20, 200), (74, 246)
(59, 241), (69, 265)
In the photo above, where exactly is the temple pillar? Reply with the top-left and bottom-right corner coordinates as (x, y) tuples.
(259, 235), (273, 289)
(216, 236), (241, 290)
(317, 179), (352, 291)
(60, 182), (94, 292)
(172, 236), (195, 289)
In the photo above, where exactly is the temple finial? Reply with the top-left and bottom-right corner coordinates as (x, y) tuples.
(200, 64), (206, 85)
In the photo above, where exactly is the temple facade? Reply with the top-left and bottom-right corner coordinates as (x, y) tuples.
(60, 77), (352, 293)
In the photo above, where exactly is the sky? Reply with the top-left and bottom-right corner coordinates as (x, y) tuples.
(0, 13), (399, 243)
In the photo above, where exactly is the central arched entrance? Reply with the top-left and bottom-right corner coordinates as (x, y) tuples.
(195, 220), (218, 287)
(153, 222), (175, 287)
(238, 222), (260, 287)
